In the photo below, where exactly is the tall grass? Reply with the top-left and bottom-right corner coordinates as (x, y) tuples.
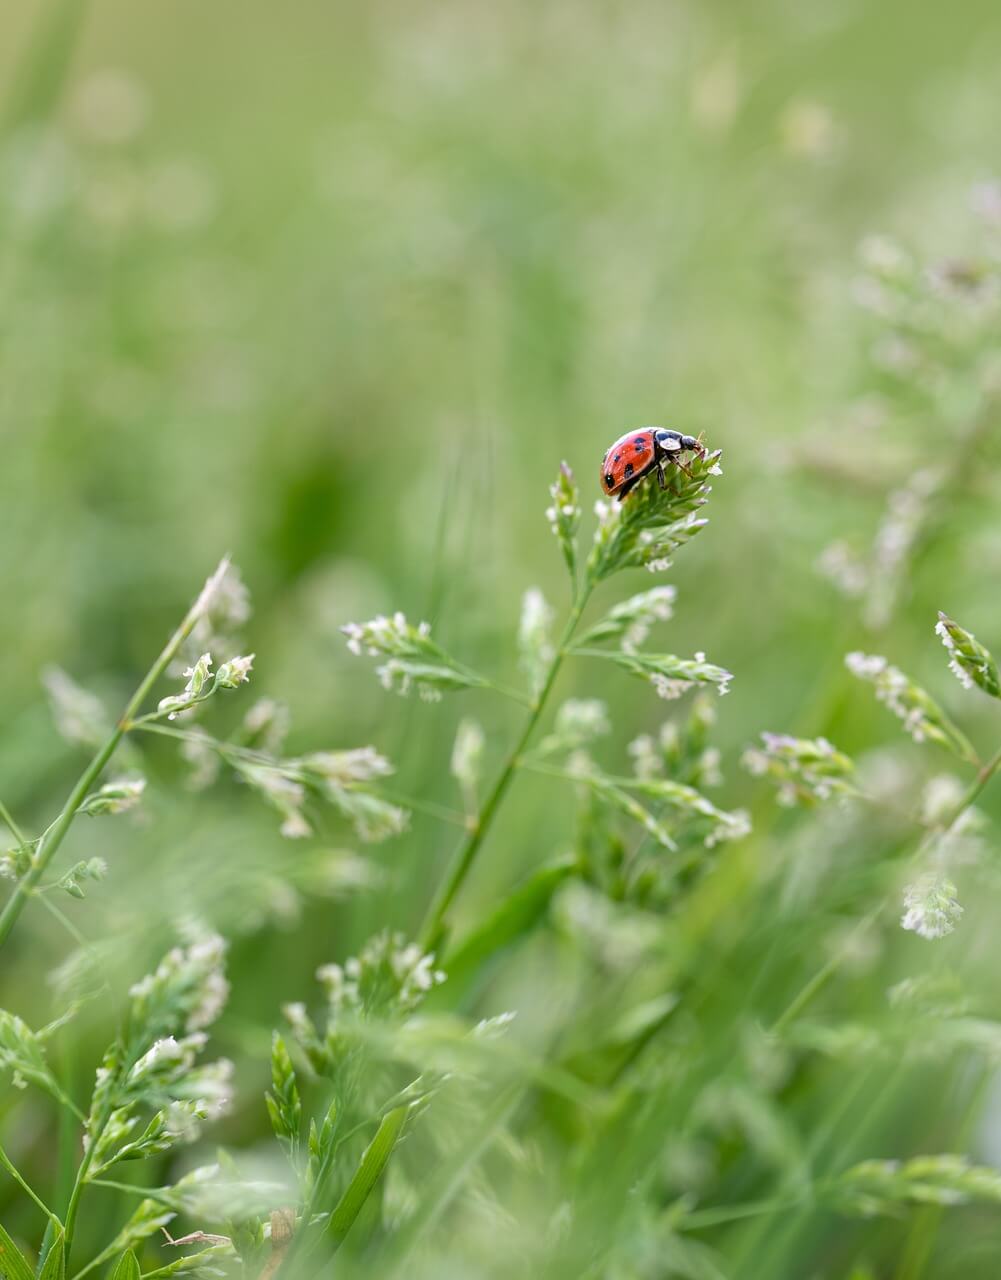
(5, 2), (1001, 1276)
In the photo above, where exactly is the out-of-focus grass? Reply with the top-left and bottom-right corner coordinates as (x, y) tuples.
(4, 1), (1001, 1276)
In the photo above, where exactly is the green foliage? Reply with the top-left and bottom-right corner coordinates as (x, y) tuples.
(0, 1225), (36, 1280)
(5, 7), (1001, 1278)
(36, 1235), (64, 1280)
(108, 1249), (140, 1280)
(265, 1032), (301, 1153)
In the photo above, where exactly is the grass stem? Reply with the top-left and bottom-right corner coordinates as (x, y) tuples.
(0, 561), (228, 951)
(417, 588), (591, 951)
(0, 1140), (62, 1228)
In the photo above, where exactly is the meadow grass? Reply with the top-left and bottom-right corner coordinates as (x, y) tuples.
(5, 3), (1001, 1278)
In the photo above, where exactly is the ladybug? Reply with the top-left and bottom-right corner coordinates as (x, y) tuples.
(600, 428), (705, 501)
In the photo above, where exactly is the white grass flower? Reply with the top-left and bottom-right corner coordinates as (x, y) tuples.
(921, 774), (965, 827)
(935, 613), (1001, 698)
(215, 653), (255, 688)
(741, 733), (854, 807)
(472, 1011), (517, 1039)
(586, 453), (719, 583)
(901, 874), (963, 940)
(158, 653), (213, 719)
(129, 1036), (184, 1082)
(518, 588), (555, 699)
(816, 541), (868, 598)
(343, 612), (420, 657)
(0, 849), (30, 881)
(628, 775), (751, 848)
(596, 649), (732, 703)
(42, 666), (111, 749)
(194, 557), (249, 626)
(298, 747), (393, 785)
(180, 729), (221, 790)
(546, 462), (581, 580)
(187, 973), (230, 1034)
(652, 676), (694, 700)
(80, 776), (146, 817)
(315, 931), (445, 1022)
(864, 470), (941, 629)
(845, 651), (976, 762)
(162, 1100), (205, 1144)
(451, 718), (485, 804)
(536, 699), (612, 759)
(57, 857), (109, 898)
(236, 764), (310, 839)
(288, 751), (407, 842)
(343, 612), (484, 699)
(556, 699), (610, 744)
(128, 932), (230, 1036)
(241, 698), (290, 753)
(577, 585), (677, 652)
(627, 734), (661, 780)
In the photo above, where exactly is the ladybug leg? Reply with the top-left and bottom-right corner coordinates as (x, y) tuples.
(656, 463), (667, 490)
(674, 457), (695, 479)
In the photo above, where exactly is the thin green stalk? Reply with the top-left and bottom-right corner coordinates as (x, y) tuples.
(0, 1140), (62, 1228)
(36, 893), (92, 950)
(418, 589), (592, 951)
(86, 1178), (156, 1197)
(680, 1192), (811, 1232)
(376, 789), (467, 828)
(0, 797), (28, 847)
(0, 562), (226, 951)
(62, 1144), (94, 1259)
(3, 0), (91, 133)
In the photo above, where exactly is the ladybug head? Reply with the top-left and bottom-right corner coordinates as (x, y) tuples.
(657, 429), (704, 457)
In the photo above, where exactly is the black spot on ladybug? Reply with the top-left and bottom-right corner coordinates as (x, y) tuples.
(624, 462), (634, 478)
(634, 438), (646, 449)
(604, 472), (614, 489)
(614, 453), (621, 463)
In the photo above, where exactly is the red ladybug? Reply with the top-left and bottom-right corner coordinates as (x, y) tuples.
(600, 428), (705, 501)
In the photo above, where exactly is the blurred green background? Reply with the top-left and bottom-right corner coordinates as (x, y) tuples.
(4, 0), (1001, 1275)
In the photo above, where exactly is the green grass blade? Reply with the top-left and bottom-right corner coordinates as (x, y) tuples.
(36, 1234), (63, 1280)
(3, 0), (90, 132)
(0, 1226), (36, 1280)
(443, 854), (578, 982)
(325, 1106), (408, 1252)
(107, 1254), (139, 1280)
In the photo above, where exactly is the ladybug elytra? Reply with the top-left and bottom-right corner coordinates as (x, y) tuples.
(600, 428), (705, 501)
